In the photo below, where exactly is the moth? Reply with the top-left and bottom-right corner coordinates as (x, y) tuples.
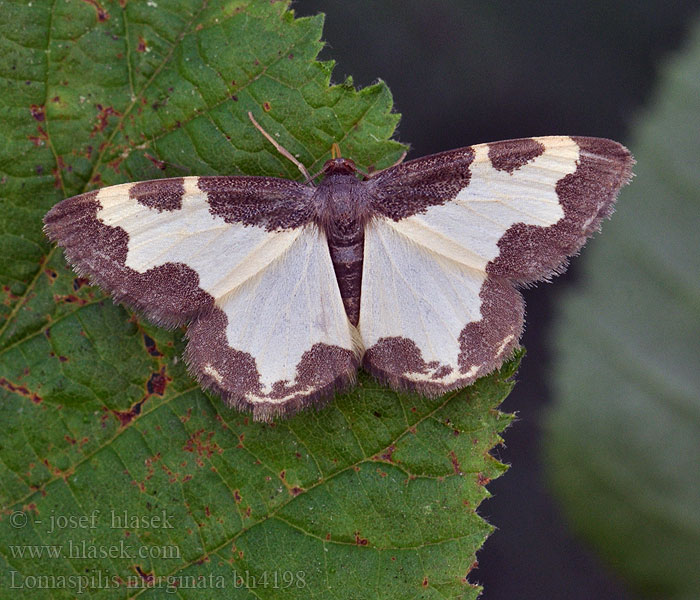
(44, 113), (633, 421)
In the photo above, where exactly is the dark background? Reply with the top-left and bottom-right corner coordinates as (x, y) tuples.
(294, 2), (699, 598)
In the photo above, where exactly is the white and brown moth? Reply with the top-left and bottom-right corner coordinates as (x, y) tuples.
(44, 115), (633, 421)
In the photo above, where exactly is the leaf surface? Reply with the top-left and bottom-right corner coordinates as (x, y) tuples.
(0, 2), (516, 597)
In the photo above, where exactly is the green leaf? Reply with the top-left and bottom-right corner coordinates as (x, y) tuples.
(0, 2), (517, 597)
(544, 16), (700, 600)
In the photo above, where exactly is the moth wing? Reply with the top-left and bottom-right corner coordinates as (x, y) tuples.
(360, 137), (633, 394)
(44, 176), (358, 420)
(359, 218), (523, 395)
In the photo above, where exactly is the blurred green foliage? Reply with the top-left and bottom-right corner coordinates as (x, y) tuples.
(546, 16), (700, 600)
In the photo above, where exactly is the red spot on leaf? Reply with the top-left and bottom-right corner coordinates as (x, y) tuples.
(80, 0), (109, 22)
(2, 284), (20, 301)
(0, 377), (42, 404)
(263, 101), (271, 112)
(354, 532), (369, 546)
(160, 462), (179, 483)
(380, 444), (395, 462)
(91, 104), (120, 136)
(134, 565), (153, 584)
(449, 450), (462, 475)
(476, 472), (491, 486)
(30, 104), (45, 122)
(108, 156), (123, 173)
(422, 576), (429, 587)
(53, 293), (87, 306)
(43, 457), (72, 477)
(143, 453), (161, 481)
(72, 277), (90, 291)
(233, 490), (242, 503)
(112, 397), (147, 427)
(183, 429), (222, 459)
(146, 367), (170, 396)
(28, 125), (48, 147)
(136, 36), (147, 52)
(214, 413), (230, 429)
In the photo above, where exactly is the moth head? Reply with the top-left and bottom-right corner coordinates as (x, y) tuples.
(322, 157), (358, 176)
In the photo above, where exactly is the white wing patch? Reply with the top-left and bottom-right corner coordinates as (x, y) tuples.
(96, 178), (299, 298)
(359, 218), (485, 385)
(387, 137), (578, 270)
(216, 224), (356, 392)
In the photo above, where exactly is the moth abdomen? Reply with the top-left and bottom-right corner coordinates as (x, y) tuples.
(326, 220), (364, 327)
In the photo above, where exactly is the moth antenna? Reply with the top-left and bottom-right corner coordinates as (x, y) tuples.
(248, 111), (310, 181)
(304, 147), (343, 183)
(328, 142), (374, 178)
(303, 167), (326, 185)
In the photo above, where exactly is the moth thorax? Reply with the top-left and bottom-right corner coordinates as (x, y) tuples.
(314, 173), (369, 230)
